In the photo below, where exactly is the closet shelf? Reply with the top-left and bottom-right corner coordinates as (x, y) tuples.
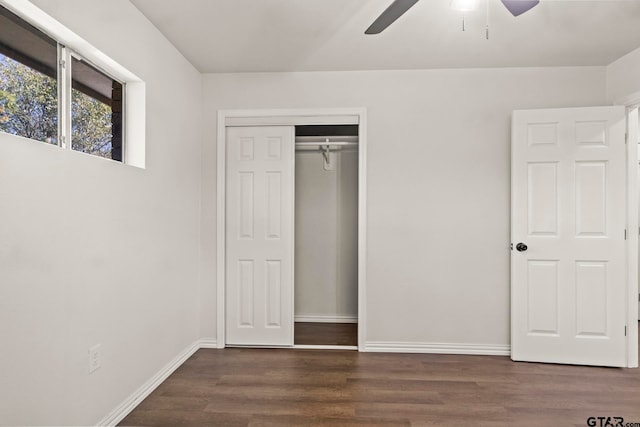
(295, 135), (358, 146)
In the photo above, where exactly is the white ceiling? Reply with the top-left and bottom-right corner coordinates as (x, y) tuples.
(129, 0), (640, 73)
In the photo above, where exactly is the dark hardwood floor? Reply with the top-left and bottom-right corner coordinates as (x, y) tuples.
(120, 324), (640, 427)
(294, 322), (358, 346)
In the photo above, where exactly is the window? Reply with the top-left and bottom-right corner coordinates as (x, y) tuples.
(0, 6), (58, 145)
(0, 5), (124, 162)
(71, 56), (123, 160)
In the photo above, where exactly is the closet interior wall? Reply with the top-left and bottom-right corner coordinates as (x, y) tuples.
(294, 126), (359, 323)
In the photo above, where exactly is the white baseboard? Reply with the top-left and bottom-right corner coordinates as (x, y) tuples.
(199, 338), (219, 349)
(364, 341), (510, 356)
(294, 314), (358, 323)
(97, 338), (216, 426)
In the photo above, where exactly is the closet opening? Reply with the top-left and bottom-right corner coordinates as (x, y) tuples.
(294, 125), (359, 348)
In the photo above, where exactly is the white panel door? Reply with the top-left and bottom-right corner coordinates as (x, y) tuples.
(511, 106), (627, 367)
(226, 126), (294, 346)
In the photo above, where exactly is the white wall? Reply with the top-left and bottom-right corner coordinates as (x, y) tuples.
(202, 67), (606, 347)
(607, 46), (640, 104)
(295, 149), (358, 320)
(0, 0), (203, 425)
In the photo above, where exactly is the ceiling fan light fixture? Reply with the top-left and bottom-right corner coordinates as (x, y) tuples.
(451, 0), (479, 12)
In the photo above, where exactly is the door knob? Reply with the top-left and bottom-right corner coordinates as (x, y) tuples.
(516, 243), (528, 252)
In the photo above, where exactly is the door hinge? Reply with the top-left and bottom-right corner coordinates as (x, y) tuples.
(625, 325), (627, 336)
(625, 133), (629, 144)
(60, 59), (66, 69)
(624, 229), (627, 240)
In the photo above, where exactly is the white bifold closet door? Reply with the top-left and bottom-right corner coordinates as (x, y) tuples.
(225, 126), (294, 346)
(511, 106), (627, 367)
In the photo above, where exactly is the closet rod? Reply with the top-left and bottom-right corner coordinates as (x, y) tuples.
(295, 135), (358, 145)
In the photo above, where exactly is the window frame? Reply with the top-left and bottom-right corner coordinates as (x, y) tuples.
(0, 0), (144, 167)
(61, 47), (126, 161)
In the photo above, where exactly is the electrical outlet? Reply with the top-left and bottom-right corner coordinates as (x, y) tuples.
(88, 344), (101, 374)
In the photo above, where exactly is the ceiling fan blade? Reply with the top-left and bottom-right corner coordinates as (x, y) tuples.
(365, 0), (420, 35)
(500, 0), (540, 17)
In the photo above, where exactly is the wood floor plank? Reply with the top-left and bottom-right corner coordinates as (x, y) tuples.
(294, 322), (357, 346)
(204, 400), (356, 418)
(122, 409), (251, 427)
(247, 415), (411, 427)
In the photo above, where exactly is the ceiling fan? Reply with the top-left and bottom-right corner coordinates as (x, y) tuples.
(365, 0), (539, 34)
